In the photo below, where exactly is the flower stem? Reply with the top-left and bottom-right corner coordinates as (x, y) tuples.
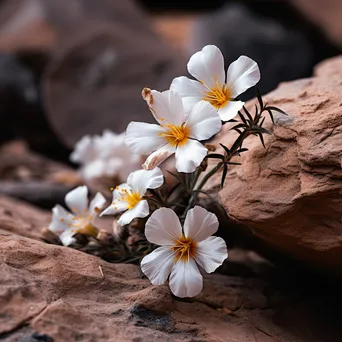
(181, 161), (223, 218)
(195, 161), (223, 192)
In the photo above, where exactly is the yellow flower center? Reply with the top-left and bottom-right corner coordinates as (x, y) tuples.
(172, 236), (197, 262)
(159, 123), (190, 147)
(121, 189), (141, 209)
(203, 81), (232, 109)
(65, 210), (97, 237)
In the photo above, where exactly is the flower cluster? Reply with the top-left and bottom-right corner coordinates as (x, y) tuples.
(47, 45), (284, 298)
(71, 130), (141, 183)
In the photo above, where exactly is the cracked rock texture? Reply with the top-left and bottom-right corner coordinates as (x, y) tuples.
(2, 196), (342, 341)
(215, 55), (342, 274)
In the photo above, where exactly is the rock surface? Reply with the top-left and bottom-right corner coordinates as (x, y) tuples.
(2, 197), (342, 341)
(215, 55), (342, 274)
(0, 141), (80, 208)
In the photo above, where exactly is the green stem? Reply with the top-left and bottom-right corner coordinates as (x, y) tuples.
(195, 161), (224, 192)
(181, 103), (266, 217)
(181, 161), (223, 218)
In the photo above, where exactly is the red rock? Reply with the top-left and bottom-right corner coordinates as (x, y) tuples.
(0, 196), (49, 240)
(2, 197), (342, 341)
(215, 55), (342, 274)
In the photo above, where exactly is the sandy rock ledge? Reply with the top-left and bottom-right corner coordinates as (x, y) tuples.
(215, 55), (342, 274)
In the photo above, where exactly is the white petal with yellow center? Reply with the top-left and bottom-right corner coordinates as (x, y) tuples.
(65, 185), (88, 216)
(187, 45), (225, 88)
(226, 55), (261, 98)
(118, 200), (149, 226)
(126, 89), (221, 173)
(175, 139), (208, 173)
(183, 206), (219, 242)
(141, 207), (228, 298)
(169, 258), (203, 298)
(48, 186), (106, 246)
(125, 122), (166, 155)
(170, 45), (260, 121)
(142, 88), (184, 125)
(101, 168), (164, 225)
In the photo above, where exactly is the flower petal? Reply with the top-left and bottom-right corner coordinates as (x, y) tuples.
(49, 205), (73, 233)
(65, 186), (88, 215)
(175, 140), (207, 173)
(100, 205), (119, 216)
(170, 76), (207, 113)
(142, 88), (185, 126)
(127, 168), (164, 195)
(80, 160), (106, 180)
(186, 101), (222, 141)
(195, 236), (228, 273)
(70, 135), (98, 164)
(94, 130), (124, 155)
(118, 199), (149, 226)
(226, 55), (260, 98)
(184, 206), (219, 242)
(145, 207), (182, 246)
(141, 246), (175, 285)
(187, 45), (225, 89)
(218, 100), (244, 122)
(125, 122), (166, 155)
(169, 259), (203, 298)
(89, 192), (107, 216)
(59, 229), (76, 246)
(100, 184), (131, 216)
(142, 145), (175, 171)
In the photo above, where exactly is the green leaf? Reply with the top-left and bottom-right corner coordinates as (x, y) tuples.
(219, 143), (230, 155)
(221, 164), (228, 188)
(252, 125), (272, 135)
(206, 153), (224, 160)
(242, 106), (253, 123)
(232, 128), (242, 134)
(238, 111), (247, 124)
(226, 161), (241, 165)
(256, 86), (264, 109)
(257, 133), (266, 148)
(231, 123), (248, 131)
(266, 109), (275, 124)
(254, 104), (260, 119)
(236, 147), (249, 154)
(260, 116), (266, 127)
(265, 106), (288, 116)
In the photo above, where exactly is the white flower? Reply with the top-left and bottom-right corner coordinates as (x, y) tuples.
(48, 186), (106, 246)
(141, 206), (228, 298)
(125, 89), (222, 173)
(170, 45), (260, 121)
(101, 168), (164, 226)
(70, 130), (141, 182)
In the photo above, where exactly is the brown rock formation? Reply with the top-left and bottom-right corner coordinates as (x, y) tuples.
(2, 197), (342, 341)
(0, 141), (80, 207)
(215, 55), (342, 274)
